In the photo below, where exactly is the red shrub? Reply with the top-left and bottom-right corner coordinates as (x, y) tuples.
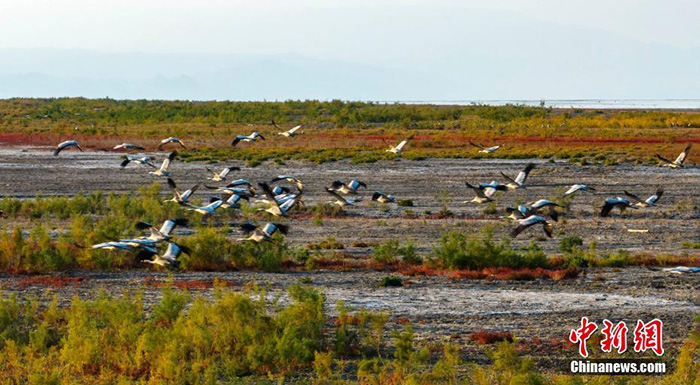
(469, 330), (514, 345)
(17, 275), (86, 289)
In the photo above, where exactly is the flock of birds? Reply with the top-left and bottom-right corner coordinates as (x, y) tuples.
(50, 127), (692, 268)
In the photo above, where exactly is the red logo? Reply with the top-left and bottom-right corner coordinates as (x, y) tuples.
(600, 319), (628, 354)
(633, 319), (664, 356)
(569, 317), (598, 358)
(570, 318), (663, 357)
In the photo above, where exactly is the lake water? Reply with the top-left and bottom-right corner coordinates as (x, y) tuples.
(381, 99), (700, 110)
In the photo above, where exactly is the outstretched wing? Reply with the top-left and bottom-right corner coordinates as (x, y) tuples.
(240, 222), (258, 234)
(516, 163), (535, 184)
(674, 144), (692, 164)
(499, 171), (517, 185)
(600, 201), (615, 217)
(465, 182), (487, 198)
(623, 190), (644, 204)
(510, 222), (531, 238)
(469, 141), (484, 150)
(655, 154), (674, 165)
(325, 187), (348, 204)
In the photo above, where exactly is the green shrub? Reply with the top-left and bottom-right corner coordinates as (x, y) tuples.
(378, 276), (403, 287)
(433, 228), (549, 270)
(373, 239), (421, 265)
(559, 236), (583, 254)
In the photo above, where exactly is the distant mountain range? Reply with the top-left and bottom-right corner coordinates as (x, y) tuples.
(1, 8), (698, 100)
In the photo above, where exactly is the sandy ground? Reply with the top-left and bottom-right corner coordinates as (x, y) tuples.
(1, 146), (700, 368)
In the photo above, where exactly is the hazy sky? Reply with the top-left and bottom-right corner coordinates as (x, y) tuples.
(0, 0), (698, 100)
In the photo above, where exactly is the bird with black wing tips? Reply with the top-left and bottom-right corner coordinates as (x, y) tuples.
(511, 215), (554, 238)
(238, 222), (289, 242)
(158, 137), (186, 150)
(624, 188), (663, 208)
(501, 163), (536, 190)
(54, 140), (83, 156)
(231, 132), (265, 147)
(469, 141), (502, 153)
(656, 144), (691, 168)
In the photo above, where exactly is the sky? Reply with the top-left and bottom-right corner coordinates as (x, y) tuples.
(0, 0), (698, 101)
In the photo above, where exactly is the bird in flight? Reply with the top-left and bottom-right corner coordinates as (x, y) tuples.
(165, 178), (199, 206)
(148, 152), (177, 177)
(238, 222), (289, 242)
(563, 184), (596, 197)
(231, 132), (265, 147)
(511, 215), (554, 238)
(469, 141), (502, 154)
(329, 180), (367, 195)
(624, 188), (663, 208)
(500, 163), (536, 189)
(600, 197), (637, 217)
(372, 191), (396, 203)
(656, 144), (691, 168)
(386, 139), (410, 154)
(54, 140), (83, 156)
(139, 242), (189, 269)
(113, 143), (145, 151)
(276, 122), (303, 137)
(206, 166), (240, 182)
(158, 137), (186, 150)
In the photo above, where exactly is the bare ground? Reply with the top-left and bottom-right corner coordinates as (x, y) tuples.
(1, 146), (700, 368)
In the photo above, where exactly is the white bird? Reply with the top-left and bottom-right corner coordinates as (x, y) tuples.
(330, 180), (367, 195)
(326, 188), (360, 207)
(662, 266), (700, 274)
(372, 191), (396, 203)
(134, 218), (188, 242)
(563, 184), (596, 197)
(224, 179), (252, 188)
(231, 132), (265, 146)
(238, 222), (288, 242)
(140, 242), (189, 268)
(525, 199), (562, 221)
(158, 137), (186, 150)
(91, 241), (140, 252)
(386, 139), (409, 154)
(504, 205), (529, 220)
(113, 143), (145, 151)
(624, 188), (664, 208)
(148, 152), (177, 177)
(206, 166), (240, 182)
(212, 193), (249, 209)
(469, 141), (502, 154)
(271, 175), (304, 193)
(186, 199), (224, 216)
(166, 178), (199, 205)
(500, 163), (535, 189)
(511, 215), (554, 238)
(54, 140), (83, 156)
(464, 182), (498, 204)
(278, 124), (302, 137)
(258, 182), (298, 217)
(120, 155), (155, 168)
(478, 181), (508, 197)
(656, 144), (691, 168)
(600, 197), (637, 217)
